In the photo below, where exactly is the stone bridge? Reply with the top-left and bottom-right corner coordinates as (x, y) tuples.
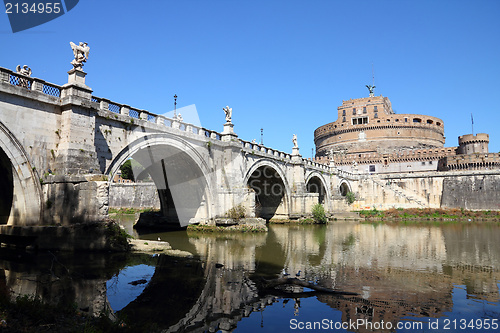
(0, 66), (355, 229)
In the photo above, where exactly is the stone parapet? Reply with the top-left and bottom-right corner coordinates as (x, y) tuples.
(313, 146), (457, 166)
(439, 153), (500, 171)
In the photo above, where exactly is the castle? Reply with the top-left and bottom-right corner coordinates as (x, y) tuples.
(313, 89), (500, 174)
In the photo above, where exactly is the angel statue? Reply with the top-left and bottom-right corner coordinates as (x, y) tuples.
(366, 84), (376, 97)
(16, 65), (32, 88)
(292, 134), (298, 148)
(70, 42), (90, 70)
(16, 65), (32, 76)
(223, 105), (232, 123)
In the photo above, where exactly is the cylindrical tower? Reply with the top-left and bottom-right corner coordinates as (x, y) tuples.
(457, 133), (489, 155)
(314, 95), (445, 157)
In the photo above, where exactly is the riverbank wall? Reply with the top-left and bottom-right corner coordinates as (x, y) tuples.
(109, 183), (160, 210)
(349, 170), (500, 211)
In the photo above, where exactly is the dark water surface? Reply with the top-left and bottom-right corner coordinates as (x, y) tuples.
(3, 221), (500, 332)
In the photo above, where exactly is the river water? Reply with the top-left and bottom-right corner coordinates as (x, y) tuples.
(2, 220), (499, 332)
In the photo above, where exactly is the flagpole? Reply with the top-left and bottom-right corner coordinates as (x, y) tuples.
(471, 113), (474, 135)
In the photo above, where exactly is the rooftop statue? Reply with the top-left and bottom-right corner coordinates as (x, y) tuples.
(70, 42), (90, 70)
(366, 84), (376, 97)
(223, 105), (232, 123)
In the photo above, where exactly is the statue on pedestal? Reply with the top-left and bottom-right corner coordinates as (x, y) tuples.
(223, 105), (232, 123)
(292, 134), (298, 148)
(15, 65), (31, 88)
(70, 42), (90, 70)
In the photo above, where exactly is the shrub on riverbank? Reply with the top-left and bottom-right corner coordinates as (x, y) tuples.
(312, 204), (327, 224)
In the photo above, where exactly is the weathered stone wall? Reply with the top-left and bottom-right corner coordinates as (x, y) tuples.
(441, 174), (500, 210)
(350, 174), (443, 210)
(345, 170), (500, 211)
(109, 183), (160, 209)
(42, 175), (109, 225)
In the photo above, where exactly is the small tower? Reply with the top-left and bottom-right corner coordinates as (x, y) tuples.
(457, 133), (489, 155)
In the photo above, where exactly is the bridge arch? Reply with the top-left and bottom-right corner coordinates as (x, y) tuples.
(339, 179), (352, 197)
(106, 133), (214, 226)
(244, 159), (291, 220)
(0, 121), (43, 225)
(305, 171), (330, 204)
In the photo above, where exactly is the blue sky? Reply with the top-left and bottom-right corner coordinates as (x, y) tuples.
(1, 0), (499, 156)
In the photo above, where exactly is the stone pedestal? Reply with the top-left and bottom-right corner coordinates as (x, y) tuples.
(67, 68), (87, 86)
(292, 147), (300, 156)
(222, 122), (238, 142)
(222, 122), (234, 134)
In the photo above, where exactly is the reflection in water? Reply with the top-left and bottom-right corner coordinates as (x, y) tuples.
(1, 222), (499, 332)
(107, 264), (155, 311)
(0, 251), (131, 317)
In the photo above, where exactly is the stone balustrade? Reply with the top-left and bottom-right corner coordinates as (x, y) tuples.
(240, 140), (293, 161)
(0, 66), (61, 97)
(91, 95), (223, 141)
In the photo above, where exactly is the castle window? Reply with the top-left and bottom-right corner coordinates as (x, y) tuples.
(395, 119), (399, 122)
(427, 119), (433, 124)
(342, 110), (346, 116)
(422, 162), (426, 165)
(369, 165), (375, 172)
(363, 107), (367, 114)
(436, 122), (441, 126)
(353, 117), (368, 125)
(374, 106), (378, 111)
(352, 108), (356, 115)
(405, 118), (408, 122)
(342, 116), (346, 122)
(374, 112), (378, 119)
(413, 118), (422, 123)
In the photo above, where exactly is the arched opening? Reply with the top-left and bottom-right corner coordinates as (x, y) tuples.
(247, 165), (287, 220)
(339, 181), (350, 197)
(306, 175), (326, 204)
(107, 135), (212, 227)
(0, 121), (42, 226)
(0, 147), (13, 225)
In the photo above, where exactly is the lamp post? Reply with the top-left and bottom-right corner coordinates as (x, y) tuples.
(174, 94), (177, 118)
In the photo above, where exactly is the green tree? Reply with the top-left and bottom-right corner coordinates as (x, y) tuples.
(120, 159), (135, 181)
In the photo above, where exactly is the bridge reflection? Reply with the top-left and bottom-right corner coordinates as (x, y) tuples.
(1, 223), (499, 332)
(128, 223), (500, 331)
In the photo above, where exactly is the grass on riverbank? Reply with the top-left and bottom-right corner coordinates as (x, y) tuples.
(187, 224), (267, 233)
(109, 208), (159, 215)
(358, 207), (500, 222)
